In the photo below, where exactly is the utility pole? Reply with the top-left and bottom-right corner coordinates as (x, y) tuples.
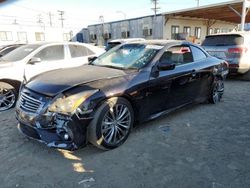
(151, 0), (160, 16)
(48, 12), (54, 27)
(58, 10), (65, 28)
(37, 14), (43, 24)
(37, 14), (45, 29)
(151, 0), (160, 39)
(99, 15), (105, 45)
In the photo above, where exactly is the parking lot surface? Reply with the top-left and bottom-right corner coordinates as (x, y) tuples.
(0, 80), (249, 188)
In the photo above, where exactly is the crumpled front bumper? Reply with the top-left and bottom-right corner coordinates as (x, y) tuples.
(16, 108), (92, 151)
(17, 123), (80, 150)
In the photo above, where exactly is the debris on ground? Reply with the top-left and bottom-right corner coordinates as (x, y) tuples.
(159, 125), (170, 135)
(78, 177), (95, 185)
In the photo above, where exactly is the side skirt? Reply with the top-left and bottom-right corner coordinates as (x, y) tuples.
(146, 102), (192, 121)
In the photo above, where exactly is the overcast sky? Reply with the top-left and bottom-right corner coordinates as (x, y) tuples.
(0, 0), (230, 28)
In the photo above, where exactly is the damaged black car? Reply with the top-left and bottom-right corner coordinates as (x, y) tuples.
(16, 40), (228, 150)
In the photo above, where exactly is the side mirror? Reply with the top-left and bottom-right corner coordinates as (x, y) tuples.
(88, 56), (97, 64)
(28, 57), (41, 65)
(157, 61), (175, 71)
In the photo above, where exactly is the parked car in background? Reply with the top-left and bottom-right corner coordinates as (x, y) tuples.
(0, 44), (24, 57)
(105, 38), (145, 51)
(16, 40), (228, 151)
(0, 42), (105, 111)
(202, 32), (250, 79)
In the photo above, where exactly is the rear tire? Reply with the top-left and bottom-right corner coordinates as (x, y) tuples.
(88, 97), (134, 150)
(208, 77), (224, 104)
(0, 82), (17, 111)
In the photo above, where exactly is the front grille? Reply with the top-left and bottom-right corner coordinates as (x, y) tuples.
(18, 91), (44, 113)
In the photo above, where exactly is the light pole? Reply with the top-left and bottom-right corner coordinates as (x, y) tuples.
(99, 15), (105, 45)
(240, 0), (249, 31)
(116, 11), (126, 20)
(196, 0), (200, 7)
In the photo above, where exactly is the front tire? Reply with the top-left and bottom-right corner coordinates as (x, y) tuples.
(88, 97), (134, 150)
(0, 82), (17, 111)
(209, 77), (224, 104)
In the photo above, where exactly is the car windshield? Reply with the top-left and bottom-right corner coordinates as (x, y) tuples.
(93, 43), (162, 69)
(1, 44), (41, 62)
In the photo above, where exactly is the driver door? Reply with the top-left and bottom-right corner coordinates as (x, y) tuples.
(146, 44), (201, 117)
(24, 45), (66, 81)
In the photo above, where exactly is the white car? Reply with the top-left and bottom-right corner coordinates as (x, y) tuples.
(0, 42), (104, 111)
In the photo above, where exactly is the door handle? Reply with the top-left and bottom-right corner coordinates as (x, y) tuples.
(191, 69), (196, 77)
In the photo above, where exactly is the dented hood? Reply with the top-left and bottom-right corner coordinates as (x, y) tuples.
(26, 65), (126, 96)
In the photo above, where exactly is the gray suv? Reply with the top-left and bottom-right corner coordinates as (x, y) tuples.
(202, 32), (250, 79)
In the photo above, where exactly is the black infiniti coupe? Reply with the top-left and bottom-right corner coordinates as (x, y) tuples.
(16, 40), (228, 150)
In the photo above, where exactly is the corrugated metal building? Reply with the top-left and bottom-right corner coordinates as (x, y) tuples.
(88, 15), (164, 46)
(87, 0), (250, 46)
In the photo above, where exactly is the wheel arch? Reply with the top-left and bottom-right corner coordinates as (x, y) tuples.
(0, 79), (22, 92)
(94, 94), (139, 123)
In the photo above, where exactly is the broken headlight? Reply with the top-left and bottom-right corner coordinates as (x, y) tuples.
(48, 90), (98, 115)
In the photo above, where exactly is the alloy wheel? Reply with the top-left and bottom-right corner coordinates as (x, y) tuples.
(212, 79), (224, 104)
(101, 104), (132, 145)
(0, 87), (16, 111)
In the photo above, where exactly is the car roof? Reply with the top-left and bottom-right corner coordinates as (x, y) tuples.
(20, 42), (105, 52)
(108, 38), (145, 43)
(25, 41), (89, 45)
(127, 39), (190, 46)
(0, 43), (24, 49)
(207, 31), (250, 37)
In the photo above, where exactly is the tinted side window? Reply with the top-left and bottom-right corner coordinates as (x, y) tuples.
(69, 45), (90, 58)
(159, 45), (193, 66)
(191, 46), (207, 61)
(35, 45), (64, 61)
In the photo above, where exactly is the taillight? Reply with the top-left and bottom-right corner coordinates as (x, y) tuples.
(228, 47), (248, 54)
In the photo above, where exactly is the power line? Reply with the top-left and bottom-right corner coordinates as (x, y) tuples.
(12, 4), (48, 14)
(0, 14), (35, 21)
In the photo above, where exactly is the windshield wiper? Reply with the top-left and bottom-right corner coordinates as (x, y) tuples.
(98, 65), (126, 70)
